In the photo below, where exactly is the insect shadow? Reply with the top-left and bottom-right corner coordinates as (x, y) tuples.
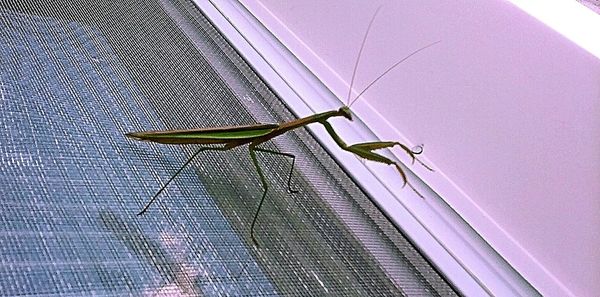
(99, 210), (250, 294)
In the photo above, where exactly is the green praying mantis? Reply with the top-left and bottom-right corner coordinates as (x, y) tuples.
(126, 7), (438, 246)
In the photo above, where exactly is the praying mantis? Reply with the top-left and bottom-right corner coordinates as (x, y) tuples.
(127, 7), (438, 246)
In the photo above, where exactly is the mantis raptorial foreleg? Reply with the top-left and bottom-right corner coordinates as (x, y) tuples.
(137, 146), (228, 216)
(320, 121), (428, 197)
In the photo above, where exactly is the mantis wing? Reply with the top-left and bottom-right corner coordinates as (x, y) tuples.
(126, 123), (280, 144)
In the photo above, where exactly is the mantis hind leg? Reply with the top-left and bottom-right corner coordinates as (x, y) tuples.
(253, 147), (298, 193)
(137, 146), (228, 215)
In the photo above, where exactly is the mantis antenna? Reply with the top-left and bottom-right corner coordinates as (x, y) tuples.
(348, 40), (441, 107)
(346, 5), (383, 106)
(344, 6), (441, 107)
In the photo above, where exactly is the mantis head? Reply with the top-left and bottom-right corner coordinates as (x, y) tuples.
(339, 106), (353, 121)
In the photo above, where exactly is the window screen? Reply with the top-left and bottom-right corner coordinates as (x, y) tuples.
(0, 1), (459, 296)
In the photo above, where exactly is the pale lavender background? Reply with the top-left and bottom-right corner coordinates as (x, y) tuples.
(239, 1), (600, 296)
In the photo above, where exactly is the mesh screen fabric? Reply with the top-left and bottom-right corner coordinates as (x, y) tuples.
(0, 1), (458, 296)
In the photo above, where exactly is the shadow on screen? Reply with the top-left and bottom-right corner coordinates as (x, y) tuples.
(99, 210), (203, 296)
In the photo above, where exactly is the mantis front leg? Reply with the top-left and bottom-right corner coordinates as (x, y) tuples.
(320, 120), (428, 197)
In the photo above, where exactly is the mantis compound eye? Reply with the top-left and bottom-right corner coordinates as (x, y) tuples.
(339, 106), (353, 121)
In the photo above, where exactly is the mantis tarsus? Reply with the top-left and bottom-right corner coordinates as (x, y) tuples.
(127, 7), (437, 246)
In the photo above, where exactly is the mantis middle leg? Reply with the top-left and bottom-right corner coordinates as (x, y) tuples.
(248, 145), (300, 246)
(248, 144), (269, 246)
(253, 147), (298, 193)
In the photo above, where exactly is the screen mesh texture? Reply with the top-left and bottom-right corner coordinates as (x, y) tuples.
(0, 1), (459, 296)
